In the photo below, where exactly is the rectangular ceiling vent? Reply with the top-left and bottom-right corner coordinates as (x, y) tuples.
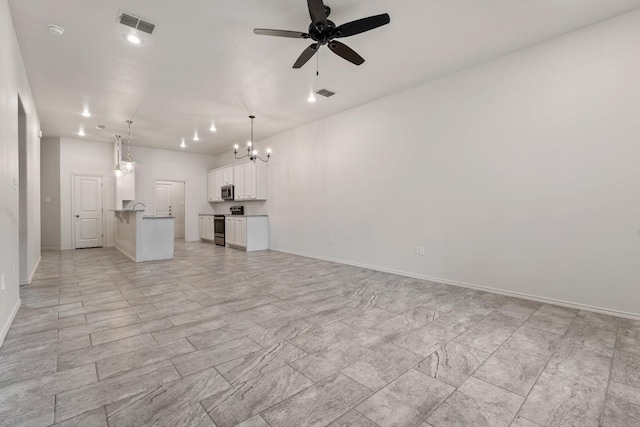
(118, 11), (156, 35)
(316, 89), (336, 98)
(96, 124), (106, 130)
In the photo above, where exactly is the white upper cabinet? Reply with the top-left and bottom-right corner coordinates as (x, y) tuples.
(222, 167), (234, 186)
(208, 162), (267, 203)
(115, 171), (135, 210)
(233, 164), (246, 200)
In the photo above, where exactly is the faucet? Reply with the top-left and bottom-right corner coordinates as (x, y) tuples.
(131, 202), (146, 211)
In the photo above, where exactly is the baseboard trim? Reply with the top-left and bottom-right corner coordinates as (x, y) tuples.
(20, 255), (41, 286)
(115, 246), (138, 263)
(271, 248), (640, 322)
(0, 299), (21, 349)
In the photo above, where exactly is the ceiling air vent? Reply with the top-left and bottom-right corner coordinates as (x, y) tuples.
(118, 11), (156, 35)
(316, 89), (336, 98)
(96, 125), (106, 130)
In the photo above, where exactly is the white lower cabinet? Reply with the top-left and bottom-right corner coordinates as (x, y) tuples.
(225, 216), (268, 251)
(199, 215), (215, 241)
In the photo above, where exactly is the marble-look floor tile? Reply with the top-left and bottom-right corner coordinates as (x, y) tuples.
(356, 369), (454, 427)
(0, 356), (57, 386)
(290, 322), (359, 353)
(186, 321), (264, 350)
(55, 361), (181, 423)
(524, 305), (577, 336)
(171, 336), (262, 377)
(428, 377), (523, 427)
(509, 416), (540, 427)
(89, 318), (172, 345)
(573, 310), (619, 333)
(58, 333), (157, 370)
(327, 410), (378, 427)
(611, 349), (640, 389)
(291, 340), (374, 382)
(53, 407), (108, 427)
(602, 381), (640, 426)
(217, 342), (306, 384)
(0, 364), (98, 427)
(341, 308), (397, 330)
(248, 319), (316, 347)
(166, 303), (231, 326)
(203, 365), (313, 427)
(107, 367), (229, 427)
(58, 313), (142, 342)
(262, 374), (372, 427)
(453, 312), (522, 354)
(84, 303), (157, 323)
(473, 326), (561, 396)
(416, 342), (489, 387)
(97, 338), (195, 379)
(394, 311), (486, 357)
(342, 344), (423, 391)
(235, 415), (270, 427)
(151, 317), (228, 345)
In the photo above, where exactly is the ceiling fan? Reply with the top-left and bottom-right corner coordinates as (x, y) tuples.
(254, 0), (390, 69)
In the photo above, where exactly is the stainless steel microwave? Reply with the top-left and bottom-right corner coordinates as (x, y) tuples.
(221, 185), (234, 201)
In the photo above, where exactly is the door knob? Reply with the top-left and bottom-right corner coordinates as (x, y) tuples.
(75, 215), (80, 218)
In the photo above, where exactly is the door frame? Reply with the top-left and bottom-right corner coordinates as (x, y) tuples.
(154, 178), (188, 240)
(71, 173), (106, 249)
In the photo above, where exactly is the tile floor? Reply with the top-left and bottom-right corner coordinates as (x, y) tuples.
(1, 242), (639, 426)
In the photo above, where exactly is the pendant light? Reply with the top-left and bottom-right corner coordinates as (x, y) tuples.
(113, 135), (125, 177)
(234, 116), (271, 163)
(123, 120), (138, 173)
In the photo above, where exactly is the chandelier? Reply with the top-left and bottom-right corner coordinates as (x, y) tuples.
(234, 116), (271, 162)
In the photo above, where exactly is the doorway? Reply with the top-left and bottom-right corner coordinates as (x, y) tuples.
(72, 175), (104, 249)
(154, 180), (186, 240)
(18, 97), (27, 284)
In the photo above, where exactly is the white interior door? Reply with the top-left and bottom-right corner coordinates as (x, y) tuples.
(155, 182), (172, 217)
(74, 175), (103, 249)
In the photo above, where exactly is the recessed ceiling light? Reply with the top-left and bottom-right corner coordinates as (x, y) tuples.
(210, 123), (217, 132)
(82, 108), (91, 117)
(308, 92), (317, 103)
(78, 128), (86, 137)
(193, 132), (199, 142)
(127, 34), (141, 45)
(48, 24), (65, 36)
(180, 138), (186, 148)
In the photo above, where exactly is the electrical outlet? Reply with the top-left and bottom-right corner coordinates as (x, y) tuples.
(329, 236), (333, 245)
(413, 246), (418, 255)
(1, 274), (5, 291)
(45, 197), (51, 203)
(418, 246), (425, 256)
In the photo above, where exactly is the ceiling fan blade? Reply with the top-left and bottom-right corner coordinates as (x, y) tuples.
(307, 0), (327, 27)
(335, 13), (391, 38)
(328, 41), (364, 66)
(253, 29), (310, 39)
(293, 43), (320, 69)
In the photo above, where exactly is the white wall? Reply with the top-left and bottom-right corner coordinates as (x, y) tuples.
(123, 145), (216, 242)
(217, 10), (640, 317)
(59, 138), (115, 250)
(0, 0), (41, 346)
(40, 137), (61, 250)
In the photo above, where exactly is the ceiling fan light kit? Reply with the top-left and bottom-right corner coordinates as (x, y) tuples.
(254, 0), (390, 69)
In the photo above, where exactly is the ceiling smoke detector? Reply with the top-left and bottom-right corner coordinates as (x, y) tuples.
(118, 11), (156, 35)
(48, 24), (65, 36)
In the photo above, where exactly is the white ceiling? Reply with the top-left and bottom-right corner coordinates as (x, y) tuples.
(9, 0), (640, 155)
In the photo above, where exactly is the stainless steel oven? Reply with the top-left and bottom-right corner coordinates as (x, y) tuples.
(214, 215), (226, 246)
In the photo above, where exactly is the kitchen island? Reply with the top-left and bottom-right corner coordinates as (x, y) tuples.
(113, 210), (175, 262)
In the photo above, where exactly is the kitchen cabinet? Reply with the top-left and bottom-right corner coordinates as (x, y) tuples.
(115, 170), (135, 210)
(232, 162), (267, 201)
(222, 167), (233, 186)
(233, 165), (245, 200)
(199, 215), (215, 241)
(207, 169), (223, 202)
(225, 216), (268, 251)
